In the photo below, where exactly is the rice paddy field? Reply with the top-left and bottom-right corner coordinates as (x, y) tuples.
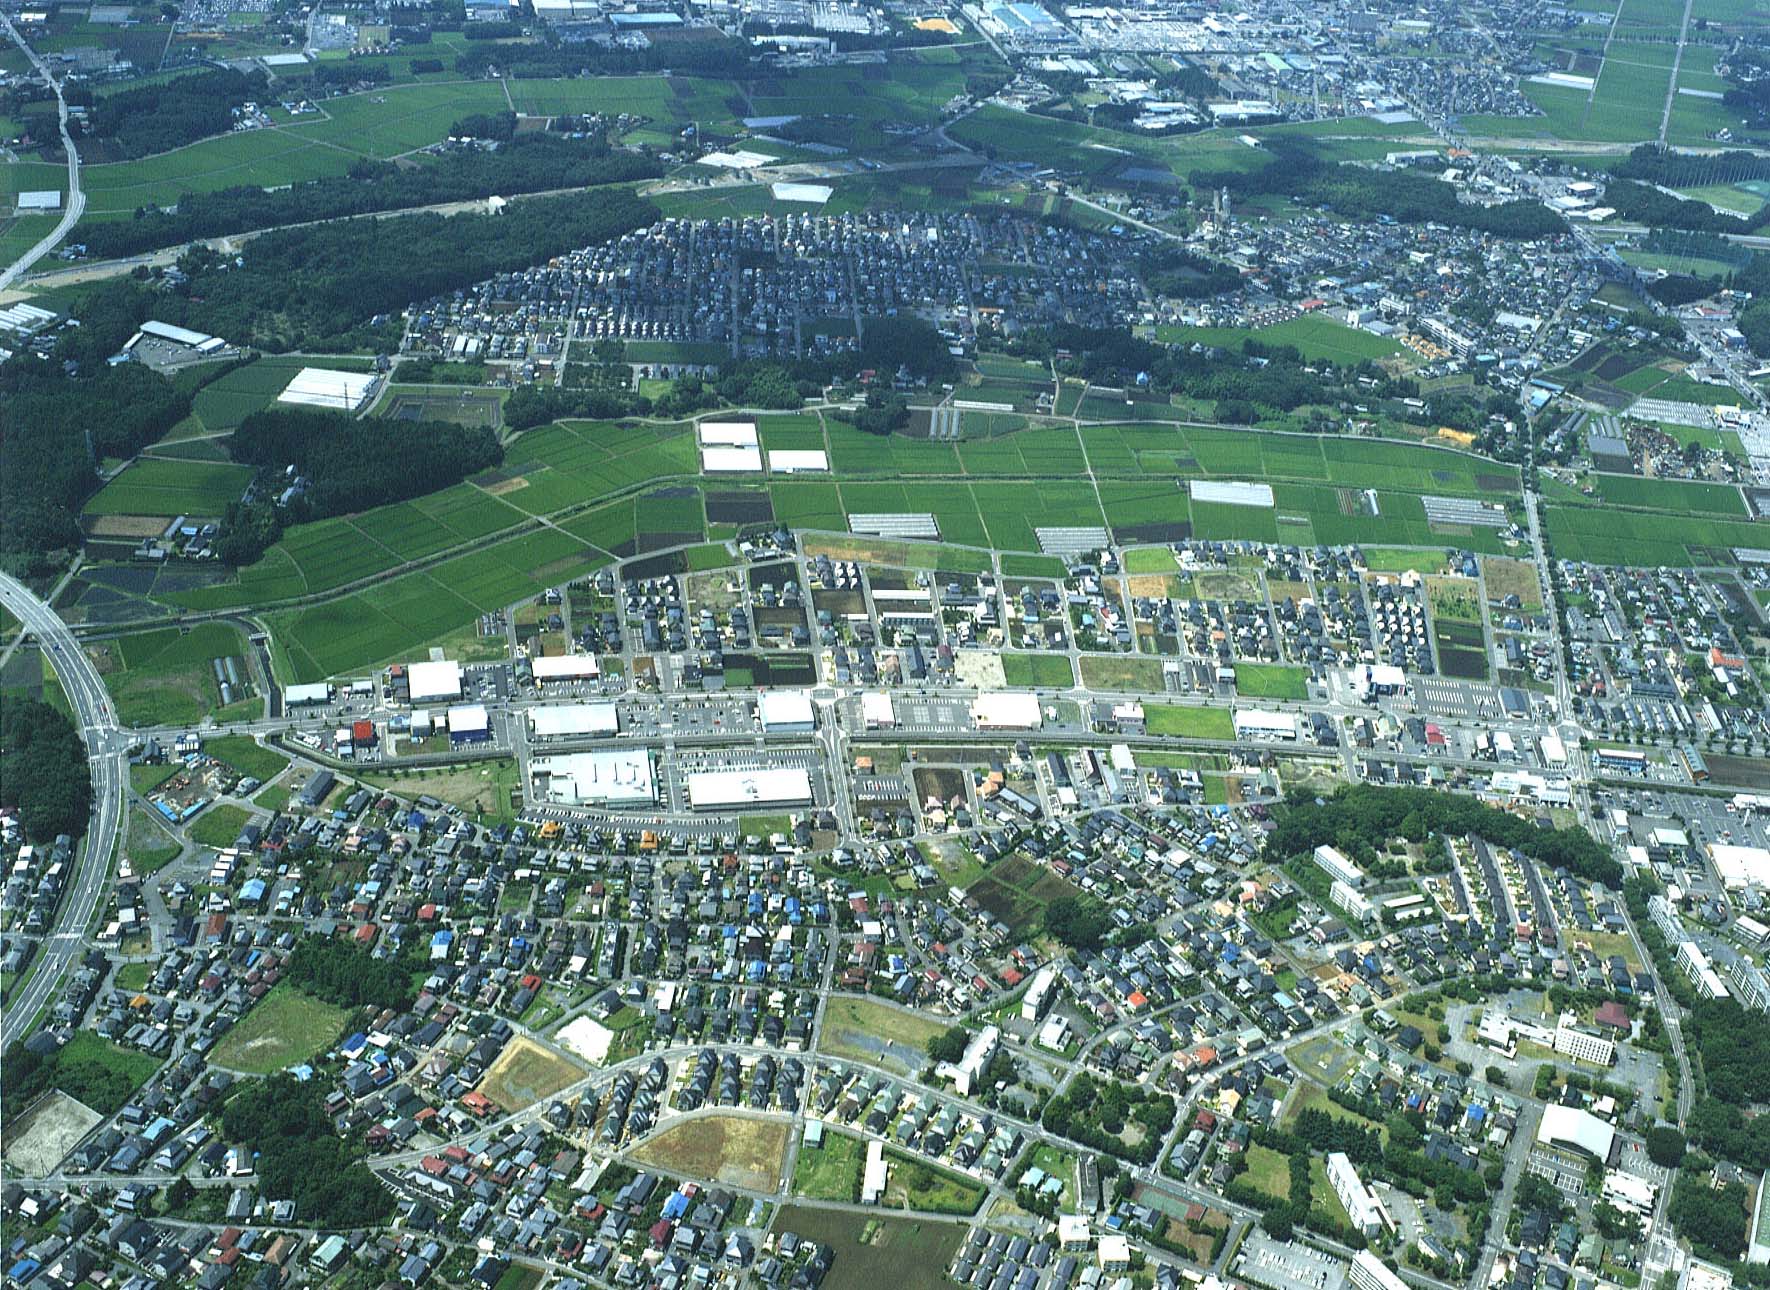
(119, 403), (1532, 680)
(83, 458), (255, 520)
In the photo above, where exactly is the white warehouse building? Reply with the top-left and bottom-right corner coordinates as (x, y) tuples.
(686, 767), (814, 810)
(530, 750), (657, 807)
(527, 703), (619, 739)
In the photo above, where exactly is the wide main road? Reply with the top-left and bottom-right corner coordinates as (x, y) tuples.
(0, 13), (85, 291)
(0, 572), (125, 1044)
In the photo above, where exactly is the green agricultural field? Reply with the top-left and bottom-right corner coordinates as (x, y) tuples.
(1156, 314), (1403, 364)
(1233, 662), (1309, 700)
(1593, 474), (1746, 516)
(1144, 704), (1233, 739)
(92, 622), (251, 726)
(211, 985), (349, 1075)
(1001, 653), (1075, 687)
(84, 458), (255, 519)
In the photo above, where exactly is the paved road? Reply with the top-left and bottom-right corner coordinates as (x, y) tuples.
(0, 14), (85, 290)
(0, 573), (125, 1044)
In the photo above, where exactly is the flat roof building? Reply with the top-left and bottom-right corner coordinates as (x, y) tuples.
(530, 654), (599, 684)
(1234, 709), (1297, 741)
(972, 692), (1043, 730)
(531, 750), (657, 807)
(687, 767), (814, 810)
(527, 703), (619, 739)
(276, 366), (376, 412)
(1537, 1103), (1618, 1164)
(759, 690), (815, 733)
(408, 659), (464, 704)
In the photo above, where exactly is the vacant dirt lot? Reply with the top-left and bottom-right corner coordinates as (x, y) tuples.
(4, 1091), (102, 1175)
(477, 1035), (587, 1111)
(632, 1114), (790, 1191)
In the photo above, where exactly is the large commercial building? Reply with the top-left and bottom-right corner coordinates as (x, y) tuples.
(1536, 1104), (1618, 1165)
(1327, 1152), (1392, 1238)
(861, 692), (896, 728)
(409, 659), (464, 704)
(972, 692), (1043, 730)
(759, 690), (815, 734)
(686, 767), (814, 810)
(530, 750), (657, 807)
(1710, 843), (1770, 890)
(1233, 709), (1297, 741)
(285, 682), (330, 707)
(277, 366), (376, 412)
(527, 703), (619, 739)
(530, 654), (600, 685)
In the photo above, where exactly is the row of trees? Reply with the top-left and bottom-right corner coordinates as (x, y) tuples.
(1192, 142), (1564, 240)
(1264, 783), (1623, 886)
(159, 186), (658, 351)
(81, 137), (660, 260)
(0, 699), (93, 841)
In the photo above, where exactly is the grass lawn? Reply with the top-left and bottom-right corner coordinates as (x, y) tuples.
(189, 803), (252, 849)
(796, 1132), (863, 1203)
(1241, 1142), (1292, 1202)
(131, 762), (179, 795)
(362, 759), (520, 822)
(1144, 704), (1233, 740)
(203, 735), (288, 782)
(211, 984), (350, 1074)
(819, 996), (949, 1074)
(1233, 662), (1309, 700)
(882, 1148), (987, 1214)
(1077, 654), (1167, 692)
(115, 962), (154, 993)
(22, 1030), (163, 1116)
(1123, 547), (1180, 574)
(1001, 653), (1075, 687)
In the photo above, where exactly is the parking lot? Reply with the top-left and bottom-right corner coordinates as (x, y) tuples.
(1235, 1230), (1347, 1290)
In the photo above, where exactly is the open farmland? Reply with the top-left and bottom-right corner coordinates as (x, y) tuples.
(87, 621), (250, 726)
(84, 458), (254, 520)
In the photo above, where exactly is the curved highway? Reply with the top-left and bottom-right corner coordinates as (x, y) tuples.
(0, 572), (125, 1044)
(0, 13), (85, 291)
